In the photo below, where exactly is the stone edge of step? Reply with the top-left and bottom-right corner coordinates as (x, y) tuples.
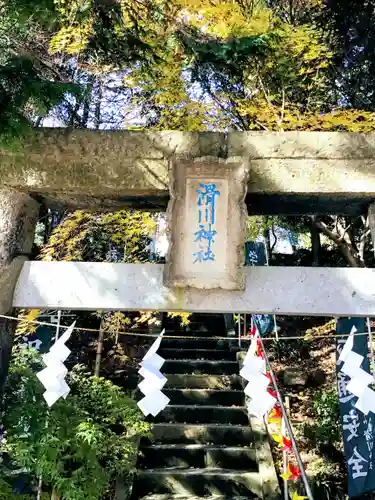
(140, 496), (253, 500)
(151, 423), (250, 428)
(159, 349), (231, 352)
(141, 444), (255, 450)
(163, 388), (243, 394)
(137, 468), (259, 476)
(164, 360), (238, 364)
(166, 374), (240, 377)
(160, 404), (246, 408)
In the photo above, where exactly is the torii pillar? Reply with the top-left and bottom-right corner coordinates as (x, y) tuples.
(0, 189), (39, 390)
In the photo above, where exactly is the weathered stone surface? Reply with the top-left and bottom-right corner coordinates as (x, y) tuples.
(0, 188), (39, 393)
(13, 262), (375, 316)
(247, 158), (375, 194)
(2, 130), (375, 214)
(228, 131), (375, 158)
(0, 130), (224, 196)
(0, 188), (40, 267)
(164, 157), (248, 290)
(0, 257), (28, 314)
(0, 188), (40, 313)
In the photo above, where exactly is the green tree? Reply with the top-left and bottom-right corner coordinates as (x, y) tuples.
(40, 210), (156, 263)
(1, 347), (149, 499)
(120, 1), (334, 131)
(0, 0), (81, 145)
(0, 0), (185, 143)
(319, 0), (375, 111)
(17, 209), (157, 344)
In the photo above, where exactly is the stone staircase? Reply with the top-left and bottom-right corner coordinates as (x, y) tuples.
(131, 335), (275, 500)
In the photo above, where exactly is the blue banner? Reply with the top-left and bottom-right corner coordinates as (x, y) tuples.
(336, 317), (375, 498)
(244, 241), (275, 335)
(18, 315), (58, 354)
(245, 241), (266, 266)
(252, 314), (275, 336)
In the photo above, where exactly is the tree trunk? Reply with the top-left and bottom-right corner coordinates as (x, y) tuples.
(94, 321), (105, 376)
(51, 488), (61, 500)
(263, 217), (272, 264)
(310, 216), (321, 267)
(113, 475), (129, 500)
(81, 76), (94, 128)
(94, 78), (103, 130)
(312, 218), (364, 268)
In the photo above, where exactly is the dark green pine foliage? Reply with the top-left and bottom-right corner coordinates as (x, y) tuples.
(0, 57), (80, 148)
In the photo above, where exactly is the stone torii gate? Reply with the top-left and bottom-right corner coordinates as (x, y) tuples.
(2, 129), (375, 387)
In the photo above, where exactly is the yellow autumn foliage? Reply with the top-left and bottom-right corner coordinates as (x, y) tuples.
(117, 0), (334, 132)
(16, 309), (41, 337)
(179, 3), (271, 39)
(50, 22), (94, 55)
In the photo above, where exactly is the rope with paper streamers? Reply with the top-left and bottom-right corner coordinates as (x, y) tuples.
(136, 329), (170, 417)
(241, 328), (314, 500)
(36, 320), (76, 407)
(1, 313), (374, 342)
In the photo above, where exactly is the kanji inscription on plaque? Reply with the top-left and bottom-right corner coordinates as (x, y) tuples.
(164, 158), (248, 290)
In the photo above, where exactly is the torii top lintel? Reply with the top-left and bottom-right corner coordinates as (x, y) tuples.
(2, 129), (375, 215)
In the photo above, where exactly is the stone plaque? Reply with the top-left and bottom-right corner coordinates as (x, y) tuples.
(164, 157), (248, 290)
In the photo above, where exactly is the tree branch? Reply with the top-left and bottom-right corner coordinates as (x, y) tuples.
(254, 119), (269, 131)
(310, 215), (321, 266)
(338, 222), (352, 242)
(270, 222), (278, 252)
(277, 88), (285, 131)
(314, 218), (341, 246)
(359, 229), (371, 264)
(313, 218), (364, 268)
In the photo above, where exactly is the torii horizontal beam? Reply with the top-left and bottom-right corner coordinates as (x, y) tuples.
(13, 262), (375, 316)
(2, 129), (375, 215)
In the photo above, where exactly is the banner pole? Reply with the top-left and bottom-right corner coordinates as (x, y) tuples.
(283, 397), (290, 500)
(242, 313), (246, 348)
(238, 314), (242, 348)
(55, 310), (62, 343)
(273, 315), (279, 342)
(258, 335), (315, 500)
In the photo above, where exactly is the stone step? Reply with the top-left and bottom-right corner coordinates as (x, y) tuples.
(161, 338), (238, 351)
(165, 374), (242, 390)
(139, 495), (253, 500)
(139, 444), (258, 471)
(132, 468), (262, 498)
(159, 349), (236, 361)
(163, 389), (244, 406)
(135, 389), (243, 407)
(149, 406), (249, 425)
(149, 424), (254, 446)
(163, 360), (238, 375)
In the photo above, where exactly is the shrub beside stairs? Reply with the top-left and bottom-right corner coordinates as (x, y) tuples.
(131, 335), (280, 500)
